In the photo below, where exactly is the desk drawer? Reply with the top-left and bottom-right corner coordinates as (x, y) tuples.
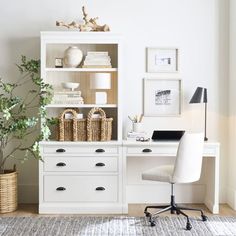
(44, 156), (118, 172)
(127, 146), (177, 156)
(44, 175), (118, 202)
(43, 146), (118, 155)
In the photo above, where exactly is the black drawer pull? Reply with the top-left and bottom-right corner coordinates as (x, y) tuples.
(95, 149), (105, 153)
(56, 187), (66, 191)
(142, 148), (152, 153)
(56, 162), (66, 167)
(95, 187), (105, 191)
(56, 148), (66, 153)
(95, 162), (105, 167)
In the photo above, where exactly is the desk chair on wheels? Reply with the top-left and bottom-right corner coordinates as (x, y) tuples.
(142, 132), (207, 230)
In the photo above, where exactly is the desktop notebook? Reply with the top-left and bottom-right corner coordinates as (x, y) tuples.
(151, 130), (185, 141)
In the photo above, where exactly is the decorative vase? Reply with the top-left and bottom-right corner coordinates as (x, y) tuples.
(0, 169), (17, 213)
(64, 46), (83, 68)
(132, 123), (143, 133)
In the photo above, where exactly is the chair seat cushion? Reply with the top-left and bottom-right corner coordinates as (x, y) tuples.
(142, 165), (174, 183)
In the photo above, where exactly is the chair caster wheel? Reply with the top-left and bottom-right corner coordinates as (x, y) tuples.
(201, 215), (208, 221)
(176, 210), (180, 215)
(186, 222), (192, 230)
(150, 221), (156, 227)
(144, 211), (151, 217)
(171, 210), (175, 214)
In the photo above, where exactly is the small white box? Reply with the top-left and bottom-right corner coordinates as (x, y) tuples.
(95, 92), (107, 104)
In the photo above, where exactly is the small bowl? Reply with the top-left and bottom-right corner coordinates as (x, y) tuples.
(62, 82), (80, 91)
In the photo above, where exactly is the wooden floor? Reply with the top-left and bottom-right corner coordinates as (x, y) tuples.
(1, 204), (236, 217)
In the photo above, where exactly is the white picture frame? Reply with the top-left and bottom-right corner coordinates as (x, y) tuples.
(146, 48), (178, 73)
(143, 78), (182, 116)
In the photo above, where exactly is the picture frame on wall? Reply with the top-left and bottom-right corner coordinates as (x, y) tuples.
(146, 48), (178, 73)
(143, 78), (182, 116)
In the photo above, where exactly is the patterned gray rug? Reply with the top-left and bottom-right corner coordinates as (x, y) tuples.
(0, 216), (236, 236)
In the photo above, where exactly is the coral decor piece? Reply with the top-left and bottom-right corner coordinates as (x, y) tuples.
(56, 6), (110, 32)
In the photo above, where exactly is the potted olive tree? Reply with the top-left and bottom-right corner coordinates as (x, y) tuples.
(0, 56), (52, 213)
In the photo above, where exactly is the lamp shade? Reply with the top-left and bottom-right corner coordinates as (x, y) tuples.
(189, 87), (207, 103)
(90, 73), (111, 89)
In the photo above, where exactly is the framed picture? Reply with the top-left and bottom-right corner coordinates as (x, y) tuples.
(146, 48), (178, 73)
(143, 78), (182, 116)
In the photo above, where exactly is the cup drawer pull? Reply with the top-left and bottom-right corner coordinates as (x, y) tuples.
(56, 187), (66, 191)
(56, 148), (66, 153)
(95, 163), (105, 167)
(142, 148), (152, 153)
(95, 187), (105, 191)
(56, 162), (66, 167)
(95, 149), (105, 153)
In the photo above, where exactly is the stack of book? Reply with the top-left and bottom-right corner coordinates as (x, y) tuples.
(126, 131), (148, 141)
(52, 91), (84, 104)
(83, 51), (112, 68)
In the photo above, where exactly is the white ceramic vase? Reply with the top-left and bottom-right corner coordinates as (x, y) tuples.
(64, 46), (83, 68)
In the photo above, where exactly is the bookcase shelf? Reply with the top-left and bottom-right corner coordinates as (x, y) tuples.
(45, 68), (118, 72)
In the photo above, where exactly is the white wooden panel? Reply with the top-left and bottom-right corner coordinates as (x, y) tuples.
(44, 175), (118, 202)
(44, 156), (118, 172)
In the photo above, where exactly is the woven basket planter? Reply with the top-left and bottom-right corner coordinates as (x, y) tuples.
(59, 109), (87, 141)
(0, 170), (17, 213)
(87, 107), (113, 141)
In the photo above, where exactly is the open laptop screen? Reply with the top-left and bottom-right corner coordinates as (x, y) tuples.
(151, 130), (185, 141)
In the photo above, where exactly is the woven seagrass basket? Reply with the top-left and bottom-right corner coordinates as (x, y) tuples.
(87, 107), (113, 141)
(0, 168), (17, 213)
(59, 109), (87, 141)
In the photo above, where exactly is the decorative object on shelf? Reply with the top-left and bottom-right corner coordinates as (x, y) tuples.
(59, 109), (86, 141)
(83, 51), (112, 68)
(128, 114), (143, 132)
(143, 78), (181, 116)
(62, 82), (80, 91)
(52, 91), (84, 105)
(55, 58), (63, 68)
(87, 107), (113, 141)
(64, 46), (83, 68)
(147, 48), (178, 73)
(127, 131), (149, 141)
(90, 73), (111, 104)
(189, 87), (208, 141)
(0, 56), (53, 213)
(56, 6), (110, 32)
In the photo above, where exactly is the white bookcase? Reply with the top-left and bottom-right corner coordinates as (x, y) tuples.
(39, 32), (124, 214)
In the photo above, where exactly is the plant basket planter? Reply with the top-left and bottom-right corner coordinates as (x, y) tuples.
(0, 170), (17, 213)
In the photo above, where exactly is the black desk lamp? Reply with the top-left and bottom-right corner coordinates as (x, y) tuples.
(189, 87), (208, 141)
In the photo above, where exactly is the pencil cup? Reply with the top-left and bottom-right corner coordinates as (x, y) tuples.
(132, 123), (143, 133)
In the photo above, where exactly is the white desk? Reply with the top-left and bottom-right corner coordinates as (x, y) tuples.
(122, 141), (220, 214)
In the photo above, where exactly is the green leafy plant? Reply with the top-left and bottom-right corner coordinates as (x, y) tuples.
(0, 56), (53, 173)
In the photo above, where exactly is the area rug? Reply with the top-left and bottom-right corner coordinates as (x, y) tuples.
(0, 216), (236, 236)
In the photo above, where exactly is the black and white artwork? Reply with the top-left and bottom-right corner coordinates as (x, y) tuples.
(144, 79), (181, 116)
(147, 48), (178, 73)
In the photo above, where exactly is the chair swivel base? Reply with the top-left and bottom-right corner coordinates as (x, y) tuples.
(144, 195), (207, 230)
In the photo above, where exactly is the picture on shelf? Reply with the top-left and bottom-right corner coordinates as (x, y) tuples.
(147, 48), (178, 73)
(143, 78), (181, 116)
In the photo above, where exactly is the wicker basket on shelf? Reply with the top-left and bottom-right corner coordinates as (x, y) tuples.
(59, 109), (87, 141)
(0, 167), (17, 213)
(87, 107), (113, 141)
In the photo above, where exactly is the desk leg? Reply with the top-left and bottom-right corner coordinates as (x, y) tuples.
(122, 147), (128, 214)
(204, 149), (220, 214)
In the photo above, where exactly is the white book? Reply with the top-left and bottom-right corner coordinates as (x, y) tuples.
(87, 51), (108, 56)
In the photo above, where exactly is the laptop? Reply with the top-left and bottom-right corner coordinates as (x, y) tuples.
(151, 130), (185, 141)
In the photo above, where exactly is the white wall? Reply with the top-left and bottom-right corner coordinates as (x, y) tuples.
(0, 0), (229, 204)
(228, 0), (236, 210)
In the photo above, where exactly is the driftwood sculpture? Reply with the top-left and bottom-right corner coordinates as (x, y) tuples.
(56, 6), (110, 32)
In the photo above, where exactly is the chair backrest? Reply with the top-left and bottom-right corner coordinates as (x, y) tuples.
(172, 132), (204, 183)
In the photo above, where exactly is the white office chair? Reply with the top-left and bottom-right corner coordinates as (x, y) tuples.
(142, 132), (207, 230)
